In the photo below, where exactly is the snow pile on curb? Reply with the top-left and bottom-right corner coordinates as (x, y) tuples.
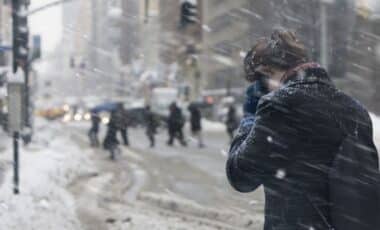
(183, 119), (225, 133)
(0, 120), (95, 230)
(104, 192), (264, 230)
(138, 192), (263, 229)
(202, 119), (225, 133)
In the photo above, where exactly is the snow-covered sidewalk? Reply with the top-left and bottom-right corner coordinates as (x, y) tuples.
(0, 119), (95, 230)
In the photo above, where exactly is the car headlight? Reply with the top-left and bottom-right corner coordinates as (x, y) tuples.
(74, 113), (82, 121)
(62, 114), (72, 123)
(102, 117), (110, 124)
(84, 113), (91, 121)
(63, 104), (70, 112)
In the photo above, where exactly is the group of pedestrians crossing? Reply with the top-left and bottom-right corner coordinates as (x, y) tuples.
(87, 102), (207, 150)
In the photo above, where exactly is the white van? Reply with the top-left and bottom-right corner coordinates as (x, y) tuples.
(151, 88), (179, 117)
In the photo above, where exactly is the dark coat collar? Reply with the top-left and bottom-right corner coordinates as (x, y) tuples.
(281, 62), (333, 87)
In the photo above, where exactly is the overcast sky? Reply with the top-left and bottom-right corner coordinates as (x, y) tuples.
(29, 0), (63, 54)
(364, 0), (380, 12)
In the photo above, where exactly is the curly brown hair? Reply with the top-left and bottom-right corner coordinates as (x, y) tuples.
(244, 30), (308, 81)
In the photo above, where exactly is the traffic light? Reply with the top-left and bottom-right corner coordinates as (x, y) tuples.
(12, 3), (29, 73)
(180, 0), (198, 29)
(31, 35), (41, 60)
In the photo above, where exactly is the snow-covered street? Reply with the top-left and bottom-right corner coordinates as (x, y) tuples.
(0, 118), (265, 230)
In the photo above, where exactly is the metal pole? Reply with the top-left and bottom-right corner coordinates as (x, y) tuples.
(12, 0), (19, 74)
(91, 0), (98, 68)
(320, 2), (329, 70)
(13, 131), (19, 194)
(24, 62), (31, 144)
(144, 0), (149, 23)
(25, 63), (29, 128)
(22, 0), (31, 144)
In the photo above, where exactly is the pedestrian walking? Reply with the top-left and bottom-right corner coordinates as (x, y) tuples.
(225, 105), (239, 142)
(103, 110), (119, 151)
(167, 102), (187, 146)
(226, 30), (380, 230)
(88, 111), (101, 147)
(144, 105), (159, 147)
(113, 103), (129, 146)
(188, 103), (204, 148)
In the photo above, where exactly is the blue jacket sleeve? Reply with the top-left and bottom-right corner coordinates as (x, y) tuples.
(226, 95), (294, 193)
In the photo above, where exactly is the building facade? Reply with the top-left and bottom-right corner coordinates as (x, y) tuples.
(120, 0), (140, 66)
(0, 1), (12, 66)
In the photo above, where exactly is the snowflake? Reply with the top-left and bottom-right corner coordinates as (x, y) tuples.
(275, 169), (286, 179)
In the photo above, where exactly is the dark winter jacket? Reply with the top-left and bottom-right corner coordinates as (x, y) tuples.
(145, 109), (158, 133)
(112, 107), (129, 130)
(225, 106), (239, 133)
(103, 112), (119, 149)
(189, 106), (202, 132)
(168, 105), (185, 132)
(90, 114), (101, 132)
(226, 63), (379, 230)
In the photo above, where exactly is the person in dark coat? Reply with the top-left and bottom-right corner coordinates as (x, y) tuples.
(119, 108), (130, 146)
(167, 102), (187, 146)
(145, 105), (159, 147)
(225, 105), (239, 142)
(188, 103), (204, 148)
(103, 110), (119, 150)
(113, 103), (129, 146)
(88, 111), (101, 147)
(226, 30), (379, 230)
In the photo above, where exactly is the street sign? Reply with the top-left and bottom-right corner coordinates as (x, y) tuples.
(7, 70), (25, 133)
(32, 35), (41, 60)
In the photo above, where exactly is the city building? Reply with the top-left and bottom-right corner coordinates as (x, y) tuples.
(120, 0), (140, 66)
(0, 1), (12, 66)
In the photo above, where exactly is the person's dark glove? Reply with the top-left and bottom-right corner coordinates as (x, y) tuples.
(243, 80), (268, 116)
(235, 80), (268, 140)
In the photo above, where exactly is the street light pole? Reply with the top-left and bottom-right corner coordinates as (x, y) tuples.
(91, 0), (98, 68)
(144, 0), (149, 23)
(24, 55), (31, 142)
(12, 0), (31, 144)
(320, 1), (329, 70)
(13, 131), (19, 194)
(320, 0), (335, 70)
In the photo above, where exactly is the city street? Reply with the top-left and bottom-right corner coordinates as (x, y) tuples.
(66, 121), (265, 229)
(0, 118), (264, 230)
(1, 0), (380, 229)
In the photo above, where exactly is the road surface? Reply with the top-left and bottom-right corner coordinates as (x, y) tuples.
(67, 122), (265, 229)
